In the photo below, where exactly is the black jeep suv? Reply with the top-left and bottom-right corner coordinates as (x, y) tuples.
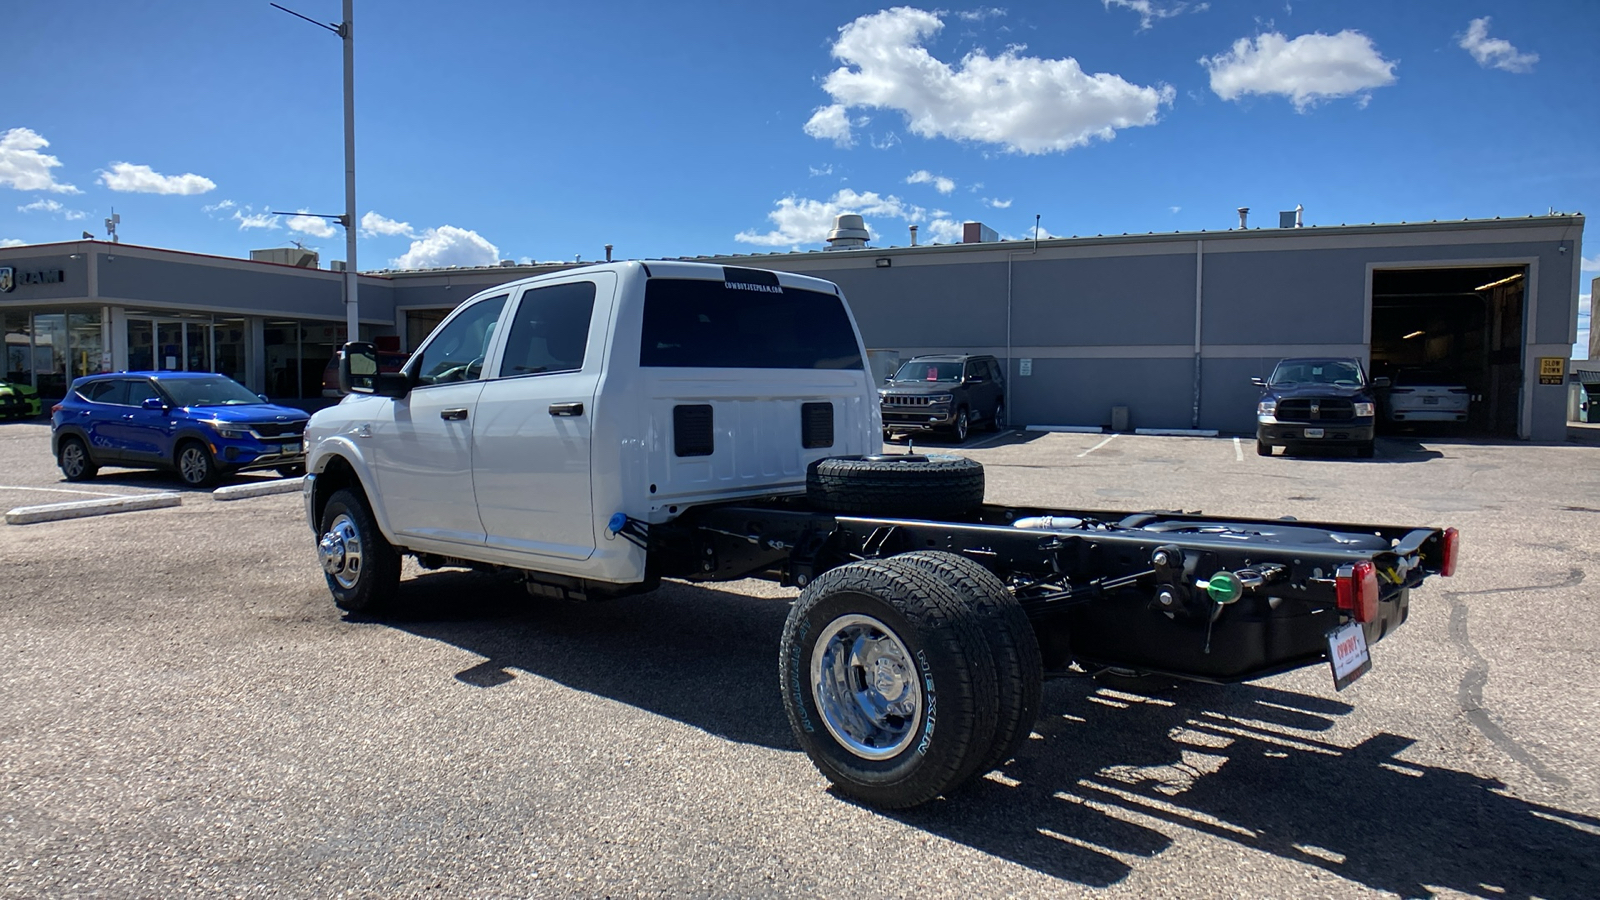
(879, 354), (1005, 442)
(1254, 357), (1387, 458)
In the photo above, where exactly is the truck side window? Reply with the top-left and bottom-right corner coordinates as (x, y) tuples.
(411, 294), (508, 387)
(498, 282), (597, 377)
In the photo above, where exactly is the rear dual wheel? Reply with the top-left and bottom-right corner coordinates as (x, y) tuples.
(779, 554), (1042, 808)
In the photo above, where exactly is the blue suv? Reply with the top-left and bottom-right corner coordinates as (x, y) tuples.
(51, 372), (310, 487)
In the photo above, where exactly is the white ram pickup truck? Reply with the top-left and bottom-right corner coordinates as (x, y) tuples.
(303, 259), (1458, 809)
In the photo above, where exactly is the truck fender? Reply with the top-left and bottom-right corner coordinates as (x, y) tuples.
(307, 436), (400, 545)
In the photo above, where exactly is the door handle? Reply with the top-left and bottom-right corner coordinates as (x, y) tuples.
(440, 408), (468, 421)
(549, 402), (584, 417)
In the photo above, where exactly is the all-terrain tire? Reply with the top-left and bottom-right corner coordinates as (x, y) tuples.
(806, 454), (984, 520)
(1256, 440), (1273, 457)
(987, 401), (1005, 433)
(318, 487), (401, 614)
(951, 408), (970, 443)
(779, 560), (999, 809)
(884, 551), (1043, 775)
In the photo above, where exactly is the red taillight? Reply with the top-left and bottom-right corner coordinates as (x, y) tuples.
(1440, 527), (1459, 577)
(50, 403), (62, 414)
(1336, 560), (1379, 623)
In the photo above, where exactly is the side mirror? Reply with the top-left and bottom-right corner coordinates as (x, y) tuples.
(340, 341), (410, 398)
(141, 397), (166, 411)
(1250, 377), (1266, 387)
(1371, 377), (1391, 388)
(258, 393), (270, 403)
(967, 375), (985, 384)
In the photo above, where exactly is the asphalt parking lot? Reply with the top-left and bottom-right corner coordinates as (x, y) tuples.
(2, 421), (1597, 898)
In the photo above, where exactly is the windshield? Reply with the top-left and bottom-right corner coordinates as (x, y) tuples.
(892, 361), (962, 383)
(1269, 360), (1365, 387)
(157, 376), (264, 407)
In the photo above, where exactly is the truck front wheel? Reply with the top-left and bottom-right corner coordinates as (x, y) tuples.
(779, 560), (998, 809)
(318, 487), (401, 614)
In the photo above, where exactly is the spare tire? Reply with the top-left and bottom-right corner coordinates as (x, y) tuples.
(807, 454), (984, 519)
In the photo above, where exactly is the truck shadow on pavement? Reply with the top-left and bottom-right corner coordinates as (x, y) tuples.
(379, 571), (1599, 898)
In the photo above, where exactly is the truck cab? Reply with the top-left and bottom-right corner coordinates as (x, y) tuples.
(303, 261), (882, 588)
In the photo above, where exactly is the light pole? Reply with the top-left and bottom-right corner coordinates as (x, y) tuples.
(272, 0), (359, 344)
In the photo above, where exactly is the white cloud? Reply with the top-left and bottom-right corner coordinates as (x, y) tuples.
(17, 198), (89, 221)
(906, 170), (956, 194)
(736, 188), (936, 248)
(921, 219), (965, 244)
(1170, 205), (1182, 214)
(0, 128), (80, 194)
(233, 208), (280, 231)
(808, 164), (834, 177)
(286, 212), (338, 239)
(987, 197), (1012, 208)
(392, 225), (499, 269)
(1201, 30), (1398, 111)
(202, 199), (236, 213)
(1581, 252), (1600, 272)
(99, 162), (215, 195)
(1459, 17), (1537, 74)
(810, 7), (1174, 155)
(0, 238), (24, 247)
(955, 7), (1006, 22)
(360, 210), (418, 239)
(804, 104), (856, 147)
(1104, 0), (1209, 31)
(1576, 293), (1590, 360)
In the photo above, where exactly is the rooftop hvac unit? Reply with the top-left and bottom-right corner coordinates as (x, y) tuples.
(329, 260), (346, 271)
(250, 247), (319, 268)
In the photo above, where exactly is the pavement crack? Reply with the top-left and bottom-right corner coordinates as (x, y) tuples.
(1443, 568), (1583, 787)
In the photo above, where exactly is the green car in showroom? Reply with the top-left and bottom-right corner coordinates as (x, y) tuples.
(0, 379), (42, 420)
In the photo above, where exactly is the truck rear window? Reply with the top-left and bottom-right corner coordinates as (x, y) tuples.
(640, 274), (863, 370)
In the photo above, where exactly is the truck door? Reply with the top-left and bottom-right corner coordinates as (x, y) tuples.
(472, 275), (610, 561)
(370, 293), (508, 547)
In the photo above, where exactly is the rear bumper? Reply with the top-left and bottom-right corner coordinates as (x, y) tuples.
(1389, 409), (1468, 422)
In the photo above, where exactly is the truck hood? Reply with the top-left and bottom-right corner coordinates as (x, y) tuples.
(1260, 383), (1374, 400)
(181, 403), (310, 424)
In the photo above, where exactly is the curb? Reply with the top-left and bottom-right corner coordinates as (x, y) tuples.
(1025, 425), (1106, 434)
(6, 492), (183, 525)
(213, 476), (306, 501)
(1135, 428), (1221, 437)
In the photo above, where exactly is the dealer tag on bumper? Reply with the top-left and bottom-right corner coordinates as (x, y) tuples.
(1327, 621), (1371, 691)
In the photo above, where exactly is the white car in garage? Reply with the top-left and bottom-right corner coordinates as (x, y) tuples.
(1386, 369), (1470, 424)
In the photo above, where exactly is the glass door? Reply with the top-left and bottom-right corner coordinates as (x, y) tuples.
(186, 321), (212, 373)
(156, 320), (184, 371)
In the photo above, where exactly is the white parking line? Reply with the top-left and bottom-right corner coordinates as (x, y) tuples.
(0, 485), (132, 498)
(1234, 437), (1243, 461)
(1078, 433), (1120, 457)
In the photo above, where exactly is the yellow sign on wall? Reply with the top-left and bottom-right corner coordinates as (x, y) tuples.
(1538, 357), (1565, 385)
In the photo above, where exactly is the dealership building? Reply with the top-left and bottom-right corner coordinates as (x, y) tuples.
(0, 212), (1585, 440)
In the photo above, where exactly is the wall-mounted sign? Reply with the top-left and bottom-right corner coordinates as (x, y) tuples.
(1019, 358), (1033, 376)
(0, 266), (66, 292)
(1538, 357), (1565, 385)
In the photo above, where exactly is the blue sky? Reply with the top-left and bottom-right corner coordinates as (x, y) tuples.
(2, 1), (1595, 355)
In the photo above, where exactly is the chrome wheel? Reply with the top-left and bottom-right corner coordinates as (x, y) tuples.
(318, 513), (364, 591)
(811, 613), (922, 760)
(954, 409), (969, 442)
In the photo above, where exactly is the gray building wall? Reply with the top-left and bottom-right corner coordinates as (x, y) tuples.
(0, 251), (90, 305)
(96, 248), (397, 325)
(700, 217), (1583, 441)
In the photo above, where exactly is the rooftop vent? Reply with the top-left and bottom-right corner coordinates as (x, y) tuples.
(499, 259), (516, 267)
(825, 214), (869, 251)
(1237, 207), (1250, 230)
(962, 222), (998, 243)
(1278, 204), (1304, 228)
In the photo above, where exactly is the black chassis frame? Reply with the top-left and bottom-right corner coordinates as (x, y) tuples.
(653, 499), (1448, 685)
